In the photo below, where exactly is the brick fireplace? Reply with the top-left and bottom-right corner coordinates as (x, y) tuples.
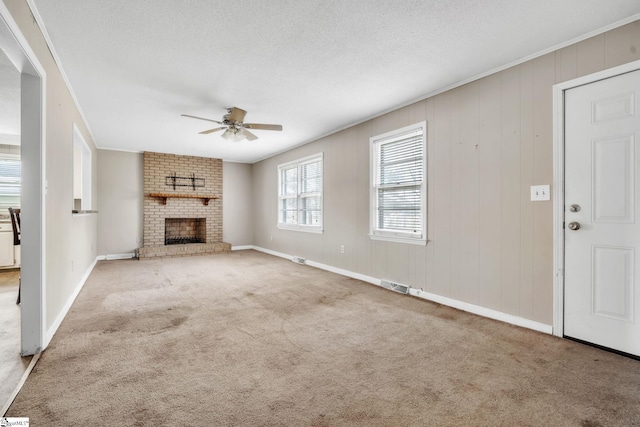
(138, 152), (230, 259)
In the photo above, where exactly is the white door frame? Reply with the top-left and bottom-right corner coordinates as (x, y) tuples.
(553, 59), (640, 338)
(0, 3), (47, 355)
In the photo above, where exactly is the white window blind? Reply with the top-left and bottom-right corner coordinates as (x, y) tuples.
(371, 122), (426, 244)
(0, 155), (21, 213)
(278, 153), (323, 232)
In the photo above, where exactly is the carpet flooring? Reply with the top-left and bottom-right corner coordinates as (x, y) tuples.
(6, 250), (640, 426)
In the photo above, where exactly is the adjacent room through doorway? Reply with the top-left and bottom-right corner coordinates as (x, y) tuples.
(0, 46), (29, 412)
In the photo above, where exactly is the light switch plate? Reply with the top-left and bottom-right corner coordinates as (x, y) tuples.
(530, 185), (550, 201)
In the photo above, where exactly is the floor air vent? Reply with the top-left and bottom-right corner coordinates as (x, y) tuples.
(380, 280), (410, 294)
(292, 256), (306, 265)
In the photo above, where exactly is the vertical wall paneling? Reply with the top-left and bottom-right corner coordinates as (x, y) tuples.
(251, 20), (640, 327)
(576, 34), (606, 77)
(519, 62), (536, 319)
(477, 73), (502, 311)
(371, 241), (386, 281)
(408, 101), (428, 288)
(532, 53), (556, 323)
(260, 162), (272, 248)
(556, 45), (578, 84)
(604, 21), (640, 68)
(456, 82), (481, 304)
(354, 123), (373, 277)
(97, 150), (143, 255)
(323, 131), (342, 267)
(500, 66), (522, 315)
(449, 91), (462, 300)
(345, 127), (360, 273)
(432, 93), (453, 297)
(331, 131), (347, 268)
(222, 161), (254, 247)
(424, 99), (436, 291)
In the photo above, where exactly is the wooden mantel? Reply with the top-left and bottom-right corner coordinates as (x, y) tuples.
(149, 193), (219, 206)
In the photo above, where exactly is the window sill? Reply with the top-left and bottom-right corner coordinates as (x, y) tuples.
(369, 234), (426, 245)
(278, 224), (323, 234)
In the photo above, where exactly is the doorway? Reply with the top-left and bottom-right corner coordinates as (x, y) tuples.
(0, 4), (45, 358)
(0, 45), (24, 407)
(554, 60), (640, 358)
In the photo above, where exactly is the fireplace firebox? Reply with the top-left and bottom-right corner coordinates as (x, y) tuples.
(165, 218), (206, 245)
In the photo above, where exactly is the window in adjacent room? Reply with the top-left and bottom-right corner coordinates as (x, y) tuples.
(278, 153), (323, 233)
(370, 121), (427, 244)
(0, 153), (21, 213)
(73, 125), (92, 211)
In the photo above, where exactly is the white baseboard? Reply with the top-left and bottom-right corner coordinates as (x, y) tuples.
(251, 245), (553, 335)
(305, 259), (379, 286)
(407, 288), (552, 334)
(231, 245), (253, 251)
(97, 253), (136, 261)
(251, 246), (292, 260)
(106, 253), (135, 260)
(45, 257), (98, 348)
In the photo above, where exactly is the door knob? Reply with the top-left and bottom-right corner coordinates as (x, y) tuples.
(569, 204), (581, 213)
(568, 222), (580, 230)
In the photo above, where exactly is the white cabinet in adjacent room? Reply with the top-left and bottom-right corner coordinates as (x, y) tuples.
(0, 228), (14, 266)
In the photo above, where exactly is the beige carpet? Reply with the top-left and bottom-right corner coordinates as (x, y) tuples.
(7, 250), (640, 426)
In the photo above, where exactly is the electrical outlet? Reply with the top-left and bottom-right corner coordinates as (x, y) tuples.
(340, 245), (345, 254)
(270, 234), (273, 241)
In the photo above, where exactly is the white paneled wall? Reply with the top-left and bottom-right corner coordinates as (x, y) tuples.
(252, 21), (640, 326)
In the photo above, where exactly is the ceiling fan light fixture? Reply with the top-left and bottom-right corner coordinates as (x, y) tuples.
(221, 127), (245, 142)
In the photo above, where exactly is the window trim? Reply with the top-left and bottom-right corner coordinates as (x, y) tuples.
(277, 152), (323, 233)
(369, 122), (427, 245)
(73, 124), (92, 211)
(0, 152), (21, 213)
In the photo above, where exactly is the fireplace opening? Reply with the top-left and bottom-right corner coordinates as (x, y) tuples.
(165, 218), (206, 245)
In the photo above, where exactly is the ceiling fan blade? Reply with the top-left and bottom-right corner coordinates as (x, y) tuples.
(243, 123), (283, 131)
(242, 129), (259, 141)
(227, 107), (247, 123)
(181, 114), (223, 125)
(199, 127), (226, 135)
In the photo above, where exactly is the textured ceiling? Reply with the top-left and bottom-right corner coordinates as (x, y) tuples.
(27, 0), (640, 163)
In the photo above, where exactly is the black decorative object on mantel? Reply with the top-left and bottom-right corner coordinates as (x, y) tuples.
(166, 172), (205, 190)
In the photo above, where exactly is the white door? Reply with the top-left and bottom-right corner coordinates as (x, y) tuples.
(564, 69), (640, 356)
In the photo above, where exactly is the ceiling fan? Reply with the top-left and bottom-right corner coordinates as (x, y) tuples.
(181, 107), (283, 142)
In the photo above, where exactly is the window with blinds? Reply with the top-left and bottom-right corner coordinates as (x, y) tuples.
(0, 154), (21, 213)
(370, 122), (426, 244)
(278, 153), (323, 232)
